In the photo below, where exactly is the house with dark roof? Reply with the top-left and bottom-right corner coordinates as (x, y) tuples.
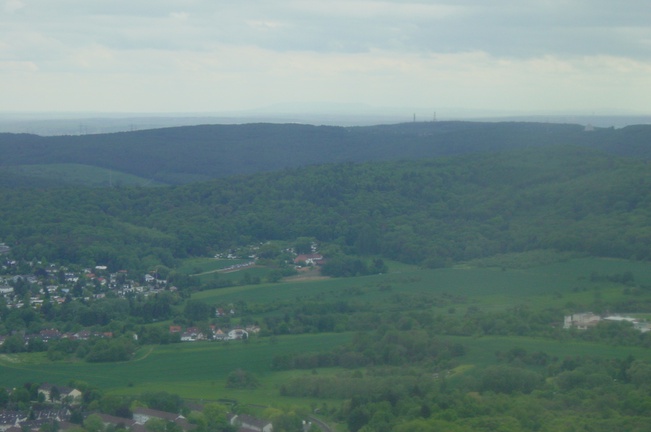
(0, 408), (71, 432)
(96, 413), (137, 429)
(0, 411), (25, 431)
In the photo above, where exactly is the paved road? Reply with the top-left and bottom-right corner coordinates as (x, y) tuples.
(308, 415), (332, 432)
(246, 404), (333, 432)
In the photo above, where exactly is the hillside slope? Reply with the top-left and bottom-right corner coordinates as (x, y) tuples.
(1, 121), (649, 185)
(1, 145), (649, 272)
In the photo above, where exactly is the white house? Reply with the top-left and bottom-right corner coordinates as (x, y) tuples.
(564, 313), (651, 333)
(229, 414), (272, 432)
(132, 407), (193, 431)
(228, 328), (249, 340)
(38, 384), (82, 405)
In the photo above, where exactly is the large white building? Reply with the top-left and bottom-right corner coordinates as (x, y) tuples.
(564, 312), (651, 332)
(563, 312), (601, 330)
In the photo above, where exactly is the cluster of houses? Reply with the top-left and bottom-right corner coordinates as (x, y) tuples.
(0, 383), (286, 432)
(563, 312), (651, 332)
(0, 407), (283, 432)
(170, 325), (260, 342)
(0, 404), (194, 432)
(0, 328), (114, 347)
(0, 263), (173, 311)
(0, 324), (264, 348)
(0, 384), (80, 432)
(0, 407), (71, 432)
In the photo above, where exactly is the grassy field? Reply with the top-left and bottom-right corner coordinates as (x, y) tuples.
(0, 333), (351, 405)
(194, 256), (651, 314)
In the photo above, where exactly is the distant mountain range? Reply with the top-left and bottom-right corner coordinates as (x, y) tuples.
(1, 121), (650, 186)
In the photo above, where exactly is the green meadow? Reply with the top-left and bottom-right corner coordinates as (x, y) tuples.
(0, 333), (350, 405)
(194, 256), (651, 313)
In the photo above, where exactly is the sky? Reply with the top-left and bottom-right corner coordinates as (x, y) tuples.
(2, 0), (651, 116)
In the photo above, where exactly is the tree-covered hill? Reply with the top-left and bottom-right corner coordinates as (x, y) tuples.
(1, 144), (649, 272)
(1, 121), (650, 185)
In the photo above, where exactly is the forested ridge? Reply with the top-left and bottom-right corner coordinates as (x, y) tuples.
(1, 121), (651, 185)
(1, 143), (650, 273)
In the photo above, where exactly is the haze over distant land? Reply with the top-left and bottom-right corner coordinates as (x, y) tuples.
(0, 107), (649, 136)
(2, 1), (650, 115)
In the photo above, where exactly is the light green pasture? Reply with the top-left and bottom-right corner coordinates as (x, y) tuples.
(0, 333), (350, 405)
(194, 257), (651, 313)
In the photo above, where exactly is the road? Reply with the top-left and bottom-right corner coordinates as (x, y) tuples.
(308, 415), (332, 432)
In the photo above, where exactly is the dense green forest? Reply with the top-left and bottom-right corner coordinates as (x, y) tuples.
(1, 121), (651, 185)
(1, 143), (650, 274)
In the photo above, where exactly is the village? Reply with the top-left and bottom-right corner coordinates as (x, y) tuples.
(0, 259), (263, 347)
(0, 260), (174, 310)
(0, 247), (324, 348)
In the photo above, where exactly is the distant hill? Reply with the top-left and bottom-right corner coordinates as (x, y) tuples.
(1, 121), (650, 186)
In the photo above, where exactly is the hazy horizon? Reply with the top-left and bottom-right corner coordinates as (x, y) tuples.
(1, 107), (649, 136)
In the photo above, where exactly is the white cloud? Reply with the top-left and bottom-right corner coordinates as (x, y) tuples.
(0, 60), (37, 72)
(169, 12), (189, 21)
(1, 0), (650, 114)
(3, 0), (24, 13)
(290, 1), (467, 19)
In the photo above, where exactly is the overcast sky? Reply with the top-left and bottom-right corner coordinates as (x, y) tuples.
(2, 0), (651, 116)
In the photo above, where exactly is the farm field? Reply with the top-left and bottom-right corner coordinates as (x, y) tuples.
(0, 333), (351, 406)
(194, 256), (651, 315)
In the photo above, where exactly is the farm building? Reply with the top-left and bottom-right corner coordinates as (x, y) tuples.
(563, 312), (600, 330)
